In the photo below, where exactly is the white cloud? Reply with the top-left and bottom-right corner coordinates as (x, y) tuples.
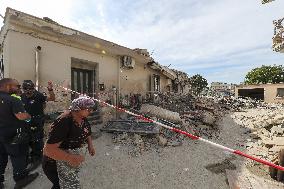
(1, 0), (284, 84)
(0, 0), (81, 29)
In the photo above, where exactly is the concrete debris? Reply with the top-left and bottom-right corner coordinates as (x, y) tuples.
(101, 120), (159, 134)
(111, 133), (160, 157)
(167, 140), (183, 147)
(102, 94), (238, 153)
(226, 167), (284, 189)
(140, 104), (182, 123)
(263, 137), (284, 146)
(157, 135), (167, 146)
(231, 105), (284, 180)
(114, 146), (120, 150)
(269, 149), (284, 182)
(249, 132), (260, 139)
(271, 126), (284, 135)
(269, 146), (284, 154)
(201, 112), (216, 126)
(183, 168), (189, 172)
(231, 107), (284, 130)
(150, 93), (236, 127)
(101, 90), (283, 181)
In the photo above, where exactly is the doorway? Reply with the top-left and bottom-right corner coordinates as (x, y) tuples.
(71, 67), (95, 99)
(238, 88), (264, 100)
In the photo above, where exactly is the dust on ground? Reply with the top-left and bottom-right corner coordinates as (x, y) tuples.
(3, 106), (284, 189)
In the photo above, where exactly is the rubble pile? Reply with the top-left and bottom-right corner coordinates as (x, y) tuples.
(111, 128), (185, 157)
(223, 97), (270, 111)
(153, 93), (232, 126)
(231, 106), (284, 162)
(154, 93), (196, 113)
(103, 93), (279, 157)
(111, 133), (161, 157)
(140, 104), (182, 123)
(105, 94), (242, 152)
(108, 95), (231, 151)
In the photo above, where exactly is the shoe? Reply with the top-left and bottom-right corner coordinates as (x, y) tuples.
(27, 159), (42, 172)
(14, 172), (39, 189)
(0, 183), (4, 189)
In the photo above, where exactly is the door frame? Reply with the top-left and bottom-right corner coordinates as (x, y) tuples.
(71, 58), (98, 99)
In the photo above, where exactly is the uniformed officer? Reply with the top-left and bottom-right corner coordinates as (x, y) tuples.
(21, 80), (55, 170)
(0, 78), (39, 189)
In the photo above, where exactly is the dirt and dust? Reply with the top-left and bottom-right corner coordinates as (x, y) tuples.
(2, 112), (281, 189)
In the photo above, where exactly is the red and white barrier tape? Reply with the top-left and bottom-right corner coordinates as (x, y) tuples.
(50, 84), (284, 171)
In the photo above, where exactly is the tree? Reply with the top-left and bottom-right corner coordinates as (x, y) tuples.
(261, 0), (275, 4)
(244, 65), (284, 84)
(189, 74), (208, 95)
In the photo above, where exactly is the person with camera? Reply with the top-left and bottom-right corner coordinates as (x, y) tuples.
(0, 78), (39, 189)
(21, 80), (55, 171)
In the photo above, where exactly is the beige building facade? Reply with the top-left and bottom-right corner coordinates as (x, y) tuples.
(0, 8), (181, 112)
(235, 83), (284, 104)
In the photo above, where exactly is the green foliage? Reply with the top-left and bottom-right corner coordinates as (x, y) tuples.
(189, 74), (208, 95)
(245, 65), (284, 84)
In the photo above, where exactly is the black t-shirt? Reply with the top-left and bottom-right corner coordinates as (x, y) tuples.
(0, 91), (27, 137)
(47, 114), (91, 150)
(21, 91), (47, 116)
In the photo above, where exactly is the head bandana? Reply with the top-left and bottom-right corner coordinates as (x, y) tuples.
(69, 96), (96, 111)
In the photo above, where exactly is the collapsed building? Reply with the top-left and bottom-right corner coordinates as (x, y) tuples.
(235, 83), (284, 104)
(210, 82), (236, 97)
(0, 8), (190, 113)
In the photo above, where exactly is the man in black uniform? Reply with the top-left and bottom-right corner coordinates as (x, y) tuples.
(21, 80), (55, 170)
(0, 78), (39, 189)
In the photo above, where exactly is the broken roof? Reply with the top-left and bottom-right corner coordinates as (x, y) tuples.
(236, 83), (284, 88)
(147, 61), (177, 80)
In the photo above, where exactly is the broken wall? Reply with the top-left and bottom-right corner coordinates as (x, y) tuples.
(235, 84), (284, 104)
(120, 63), (169, 95)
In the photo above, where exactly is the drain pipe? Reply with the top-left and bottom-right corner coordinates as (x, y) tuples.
(116, 56), (121, 119)
(117, 56), (121, 106)
(35, 46), (41, 90)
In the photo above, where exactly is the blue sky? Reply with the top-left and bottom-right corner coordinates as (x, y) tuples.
(1, 0), (284, 84)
